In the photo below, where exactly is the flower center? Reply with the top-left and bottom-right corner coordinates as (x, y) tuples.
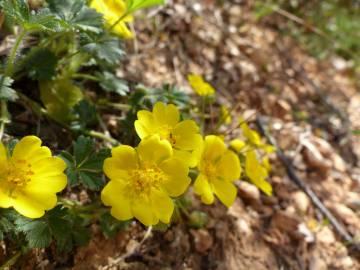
(201, 160), (217, 181)
(1, 159), (34, 196)
(128, 165), (166, 198)
(159, 125), (176, 145)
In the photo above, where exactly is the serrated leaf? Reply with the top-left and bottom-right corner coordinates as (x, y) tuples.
(82, 36), (124, 64)
(126, 0), (165, 13)
(47, 0), (103, 33)
(0, 75), (18, 101)
(97, 71), (129, 96)
(26, 8), (62, 32)
(39, 78), (83, 123)
(71, 100), (97, 130)
(15, 217), (52, 248)
(22, 48), (57, 80)
(0, 0), (29, 23)
(81, 148), (110, 171)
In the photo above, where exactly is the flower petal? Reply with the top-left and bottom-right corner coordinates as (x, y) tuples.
(216, 150), (241, 181)
(131, 199), (158, 226)
(104, 145), (138, 180)
(151, 188), (174, 224)
(137, 135), (172, 164)
(12, 136), (42, 161)
(193, 174), (214, 205)
(0, 142), (8, 173)
(153, 102), (179, 127)
(135, 110), (155, 139)
(173, 120), (202, 151)
(101, 180), (133, 221)
(160, 158), (190, 197)
(212, 179), (237, 207)
(12, 191), (57, 218)
(173, 149), (200, 168)
(26, 174), (67, 193)
(202, 135), (226, 161)
(31, 157), (66, 177)
(0, 190), (12, 208)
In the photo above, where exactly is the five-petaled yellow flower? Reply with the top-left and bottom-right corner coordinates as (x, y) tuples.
(194, 135), (241, 207)
(134, 102), (203, 167)
(90, 0), (133, 39)
(0, 136), (67, 218)
(188, 74), (216, 97)
(101, 135), (191, 226)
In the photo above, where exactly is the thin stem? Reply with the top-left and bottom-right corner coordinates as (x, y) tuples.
(83, 130), (120, 145)
(0, 29), (28, 140)
(72, 73), (100, 82)
(109, 12), (130, 31)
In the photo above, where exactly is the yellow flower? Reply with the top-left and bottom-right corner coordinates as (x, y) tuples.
(101, 135), (191, 226)
(245, 150), (272, 196)
(194, 135), (241, 207)
(239, 118), (262, 146)
(229, 139), (246, 152)
(187, 74), (215, 97)
(90, 0), (133, 39)
(0, 136), (67, 218)
(221, 106), (232, 124)
(134, 102), (203, 167)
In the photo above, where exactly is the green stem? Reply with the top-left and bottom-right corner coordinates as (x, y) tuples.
(109, 11), (131, 31)
(83, 130), (120, 145)
(72, 73), (100, 82)
(0, 29), (28, 140)
(0, 250), (22, 270)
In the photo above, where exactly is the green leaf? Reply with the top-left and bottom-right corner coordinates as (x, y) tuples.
(26, 8), (61, 32)
(39, 78), (83, 123)
(71, 100), (97, 130)
(21, 48), (58, 80)
(126, 0), (165, 13)
(82, 36), (124, 65)
(0, 75), (18, 101)
(100, 212), (130, 238)
(74, 136), (95, 164)
(0, 0), (29, 24)
(97, 71), (129, 96)
(62, 136), (110, 190)
(47, 0), (103, 33)
(353, 130), (360, 135)
(14, 217), (52, 248)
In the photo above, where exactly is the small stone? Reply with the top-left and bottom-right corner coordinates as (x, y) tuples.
(329, 203), (358, 225)
(236, 219), (252, 236)
(238, 182), (260, 202)
(317, 227), (336, 245)
(292, 191), (310, 213)
(191, 229), (214, 254)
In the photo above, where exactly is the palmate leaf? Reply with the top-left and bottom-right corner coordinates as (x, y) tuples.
(21, 48), (58, 80)
(126, 0), (165, 13)
(0, 0), (62, 32)
(97, 71), (129, 96)
(47, 0), (103, 33)
(60, 136), (110, 190)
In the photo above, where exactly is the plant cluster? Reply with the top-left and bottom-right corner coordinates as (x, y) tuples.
(0, 0), (274, 266)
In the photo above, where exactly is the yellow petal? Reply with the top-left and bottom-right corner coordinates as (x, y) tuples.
(103, 145), (138, 180)
(12, 191), (57, 218)
(101, 180), (133, 220)
(131, 199), (158, 226)
(173, 120), (203, 151)
(173, 149), (199, 168)
(26, 174), (67, 193)
(153, 102), (179, 127)
(0, 142), (8, 173)
(135, 110), (155, 139)
(203, 135), (226, 161)
(212, 179), (237, 207)
(229, 139), (246, 152)
(137, 135), (172, 164)
(151, 188), (174, 224)
(216, 150), (241, 181)
(32, 157), (67, 177)
(12, 135), (42, 161)
(160, 158), (190, 197)
(0, 190), (12, 208)
(193, 174), (214, 205)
